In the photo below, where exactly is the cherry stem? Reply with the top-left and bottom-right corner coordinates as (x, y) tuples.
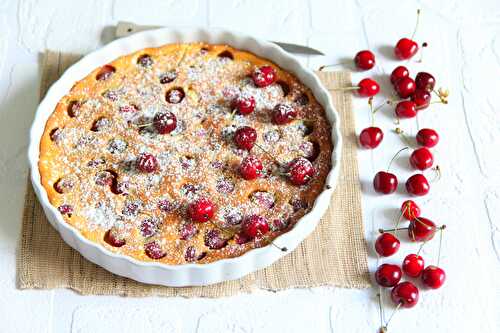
(230, 109), (238, 120)
(379, 227), (408, 233)
(437, 224), (446, 266)
(410, 9), (421, 41)
(393, 210), (405, 234)
(137, 122), (154, 128)
(387, 147), (409, 172)
(417, 42), (427, 63)
(255, 143), (283, 166)
(385, 302), (402, 329)
(394, 128), (413, 147)
(431, 165), (442, 183)
(332, 86), (359, 92)
(318, 62), (351, 71)
(368, 98), (387, 127)
(377, 291), (385, 331)
(416, 238), (428, 256)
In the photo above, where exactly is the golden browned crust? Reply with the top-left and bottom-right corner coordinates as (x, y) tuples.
(39, 43), (332, 264)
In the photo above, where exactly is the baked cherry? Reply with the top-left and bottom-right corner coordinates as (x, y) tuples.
(233, 95), (256, 115)
(252, 66), (277, 87)
(104, 228), (125, 247)
(391, 281), (419, 308)
(395, 77), (416, 98)
(375, 232), (400, 257)
(406, 174), (430, 196)
(408, 217), (436, 241)
(234, 126), (257, 150)
(402, 254), (425, 277)
(373, 171), (398, 194)
(272, 104), (297, 125)
(239, 155), (263, 180)
(411, 89), (431, 109)
(357, 78), (380, 97)
(287, 157), (315, 186)
(416, 128), (439, 148)
(242, 215), (270, 238)
(359, 127), (384, 149)
(136, 153), (158, 173)
(410, 147), (434, 170)
(165, 87), (185, 104)
(415, 72), (436, 92)
(422, 265), (446, 289)
(137, 54), (153, 67)
(179, 223), (197, 240)
(188, 197), (216, 223)
(153, 111), (177, 134)
(96, 65), (116, 81)
(119, 104), (139, 113)
(394, 38), (419, 60)
(375, 264), (402, 287)
(354, 50), (375, 70)
(204, 229), (228, 249)
(159, 70), (177, 84)
(401, 200), (421, 220)
(390, 66), (410, 85)
(395, 100), (417, 118)
(58, 204), (73, 216)
(144, 241), (166, 259)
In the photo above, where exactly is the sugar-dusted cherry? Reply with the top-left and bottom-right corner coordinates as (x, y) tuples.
(373, 171), (398, 194)
(354, 50), (376, 70)
(144, 241), (166, 259)
(375, 232), (400, 257)
(410, 147), (434, 170)
(422, 265), (446, 289)
(104, 227), (126, 247)
(391, 281), (419, 308)
(287, 157), (315, 186)
(153, 111), (177, 134)
(272, 104), (297, 125)
(188, 197), (216, 223)
(204, 229), (228, 249)
(233, 95), (256, 115)
(408, 217), (436, 241)
(359, 127), (384, 149)
(395, 77), (416, 98)
(252, 65), (277, 87)
(242, 215), (270, 238)
(234, 126), (257, 150)
(416, 128), (439, 148)
(401, 200), (421, 220)
(402, 254), (425, 277)
(415, 72), (436, 92)
(406, 174), (430, 196)
(239, 155), (263, 180)
(165, 87), (185, 104)
(390, 66), (410, 85)
(395, 100), (417, 118)
(136, 153), (159, 173)
(411, 89), (431, 109)
(375, 263), (402, 287)
(58, 204), (73, 216)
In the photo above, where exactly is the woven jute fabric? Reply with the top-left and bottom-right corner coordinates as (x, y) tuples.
(17, 51), (370, 297)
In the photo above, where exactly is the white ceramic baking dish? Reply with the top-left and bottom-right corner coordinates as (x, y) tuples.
(28, 27), (342, 286)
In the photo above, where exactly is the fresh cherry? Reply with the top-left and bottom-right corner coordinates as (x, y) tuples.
(188, 197), (216, 223)
(415, 72), (436, 92)
(233, 95), (256, 115)
(395, 77), (416, 98)
(375, 264), (402, 287)
(422, 265), (446, 289)
(416, 128), (439, 148)
(394, 38), (419, 60)
(239, 155), (263, 180)
(401, 200), (421, 220)
(390, 66), (410, 85)
(242, 215), (270, 238)
(357, 78), (380, 97)
(402, 254), (425, 277)
(373, 171), (398, 194)
(410, 147), (434, 170)
(234, 126), (257, 150)
(272, 104), (297, 125)
(354, 50), (376, 70)
(136, 153), (158, 173)
(252, 66), (277, 87)
(406, 174), (430, 196)
(395, 100), (417, 118)
(408, 217), (436, 241)
(375, 232), (400, 257)
(411, 89), (431, 109)
(391, 281), (419, 308)
(153, 111), (177, 134)
(359, 127), (384, 149)
(287, 157), (315, 186)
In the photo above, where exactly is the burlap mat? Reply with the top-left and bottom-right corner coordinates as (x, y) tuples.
(17, 51), (370, 297)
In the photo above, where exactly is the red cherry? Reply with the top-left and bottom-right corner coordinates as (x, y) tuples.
(242, 215), (270, 238)
(234, 126), (257, 150)
(406, 174), (430, 196)
(153, 111), (177, 134)
(354, 50), (375, 70)
(375, 233), (400, 257)
(357, 78), (380, 97)
(136, 153), (158, 173)
(411, 89), (431, 109)
(410, 147), (434, 170)
(401, 200), (421, 220)
(390, 66), (410, 85)
(165, 88), (185, 104)
(395, 100), (417, 118)
(394, 38), (419, 60)
(402, 254), (425, 277)
(272, 104), (297, 125)
(233, 95), (256, 115)
(188, 197), (216, 223)
(415, 72), (436, 92)
(239, 155), (263, 180)
(375, 264), (402, 287)
(144, 241), (166, 259)
(422, 265), (446, 289)
(104, 228), (126, 247)
(252, 66), (277, 87)
(287, 157), (315, 186)
(416, 128), (439, 148)
(58, 204), (73, 216)
(395, 77), (416, 98)
(359, 127), (384, 149)
(373, 171), (398, 194)
(391, 281), (419, 308)
(96, 65), (116, 81)
(408, 217), (436, 241)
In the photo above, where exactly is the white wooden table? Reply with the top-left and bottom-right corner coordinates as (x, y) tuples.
(1, 0), (498, 332)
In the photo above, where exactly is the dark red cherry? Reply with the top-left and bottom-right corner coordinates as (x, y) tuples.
(179, 223), (197, 240)
(96, 65), (116, 81)
(408, 217), (436, 242)
(359, 127), (383, 149)
(391, 281), (419, 308)
(395, 100), (417, 118)
(411, 89), (431, 109)
(416, 128), (439, 148)
(153, 111), (177, 134)
(57, 204), (73, 216)
(415, 72), (436, 92)
(401, 200), (421, 220)
(390, 66), (410, 85)
(136, 153), (158, 173)
(104, 228), (125, 247)
(394, 38), (419, 60)
(288, 157), (315, 186)
(234, 126), (257, 150)
(252, 66), (277, 87)
(204, 229), (228, 249)
(375, 232), (400, 257)
(233, 95), (256, 115)
(406, 174), (430, 196)
(410, 147), (434, 170)
(188, 197), (216, 223)
(354, 50), (375, 70)
(375, 263), (402, 287)
(239, 155), (263, 180)
(402, 254), (425, 277)
(422, 265), (446, 289)
(395, 77), (416, 98)
(242, 215), (270, 238)
(159, 70), (177, 84)
(144, 241), (166, 259)
(373, 171), (398, 194)
(272, 104), (297, 125)
(357, 78), (380, 97)
(137, 54), (153, 67)
(165, 88), (185, 104)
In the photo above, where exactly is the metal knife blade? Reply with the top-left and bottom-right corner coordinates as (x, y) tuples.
(115, 22), (324, 56)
